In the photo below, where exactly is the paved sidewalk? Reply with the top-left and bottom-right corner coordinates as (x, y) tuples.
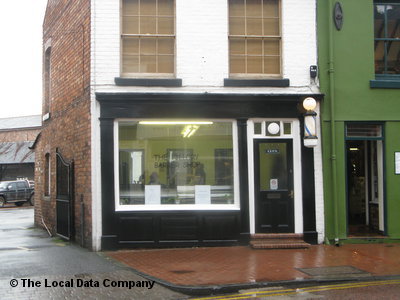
(107, 243), (400, 294)
(0, 208), (186, 300)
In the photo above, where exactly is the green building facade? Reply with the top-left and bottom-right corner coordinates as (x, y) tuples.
(318, 0), (400, 244)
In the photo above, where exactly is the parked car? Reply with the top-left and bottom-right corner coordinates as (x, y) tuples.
(0, 180), (34, 207)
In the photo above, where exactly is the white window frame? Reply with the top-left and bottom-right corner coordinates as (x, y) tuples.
(228, 0), (282, 78)
(120, 0), (176, 78)
(114, 119), (240, 211)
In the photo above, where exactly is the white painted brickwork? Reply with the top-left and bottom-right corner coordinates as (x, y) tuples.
(91, 0), (318, 89)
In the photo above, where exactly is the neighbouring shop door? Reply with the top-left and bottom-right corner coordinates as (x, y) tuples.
(56, 151), (74, 240)
(254, 139), (294, 233)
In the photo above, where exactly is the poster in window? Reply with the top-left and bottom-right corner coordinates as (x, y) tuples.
(195, 185), (211, 205)
(145, 185), (161, 205)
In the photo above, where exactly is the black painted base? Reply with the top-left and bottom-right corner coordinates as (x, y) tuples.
(303, 231), (318, 244)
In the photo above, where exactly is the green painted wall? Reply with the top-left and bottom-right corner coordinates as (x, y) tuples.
(318, 0), (400, 241)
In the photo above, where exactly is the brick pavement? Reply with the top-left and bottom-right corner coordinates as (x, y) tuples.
(108, 244), (400, 288)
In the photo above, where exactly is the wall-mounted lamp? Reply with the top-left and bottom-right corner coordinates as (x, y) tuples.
(303, 97), (318, 148)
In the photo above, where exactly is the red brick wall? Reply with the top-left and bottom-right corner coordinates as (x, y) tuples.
(35, 0), (92, 248)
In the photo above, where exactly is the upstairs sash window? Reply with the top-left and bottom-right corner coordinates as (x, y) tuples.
(121, 0), (175, 76)
(229, 0), (281, 77)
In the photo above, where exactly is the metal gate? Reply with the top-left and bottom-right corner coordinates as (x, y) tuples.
(56, 151), (74, 240)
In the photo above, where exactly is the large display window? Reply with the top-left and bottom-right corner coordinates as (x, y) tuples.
(115, 120), (239, 210)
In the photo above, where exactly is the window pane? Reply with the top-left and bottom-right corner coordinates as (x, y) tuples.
(158, 17), (174, 34)
(230, 55), (246, 73)
(387, 5), (400, 38)
(264, 56), (280, 74)
(247, 38), (262, 55)
(230, 38), (246, 55)
(158, 55), (174, 73)
(122, 16), (139, 34)
(346, 124), (382, 138)
(374, 9), (384, 39)
(263, 0), (279, 18)
(283, 122), (291, 135)
(264, 39), (280, 55)
(123, 38), (139, 55)
(158, 0), (174, 16)
(123, 0), (139, 15)
(230, 17), (245, 35)
(247, 18), (263, 35)
(247, 0), (262, 17)
(140, 0), (156, 15)
(140, 37), (157, 54)
(118, 122), (234, 206)
(247, 56), (263, 73)
(374, 40), (385, 74)
(229, 0), (245, 17)
(259, 142), (287, 191)
(140, 16), (157, 34)
(141, 55), (157, 72)
(263, 18), (279, 35)
(122, 55), (139, 73)
(158, 37), (174, 55)
(254, 122), (262, 134)
(387, 41), (400, 74)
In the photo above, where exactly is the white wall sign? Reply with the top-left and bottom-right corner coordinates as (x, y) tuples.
(395, 152), (400, 175)
(195, 185), (211, 204)
(145, 185), (161, 205)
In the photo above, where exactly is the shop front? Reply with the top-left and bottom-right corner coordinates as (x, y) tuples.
(97, 92), (322, 249)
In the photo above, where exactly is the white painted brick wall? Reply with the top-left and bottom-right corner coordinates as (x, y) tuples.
(176, 0), (228, 86)
(91, 0), (120, 86)
(282, 0), (317, 86)
(91, 0), (318, 89)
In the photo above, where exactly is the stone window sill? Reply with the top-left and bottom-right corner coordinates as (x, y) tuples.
(370, 76), (400, 89)
(224, 78), (290, 87)
(115, 78), (182, 87)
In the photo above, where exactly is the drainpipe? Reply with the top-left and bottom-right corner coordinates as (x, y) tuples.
(328, 0), (340, 246)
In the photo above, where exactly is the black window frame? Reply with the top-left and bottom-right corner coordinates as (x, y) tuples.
(374, 1), (400, 79)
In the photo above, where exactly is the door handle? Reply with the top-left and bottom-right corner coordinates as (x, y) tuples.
(289, 190), (294, 199)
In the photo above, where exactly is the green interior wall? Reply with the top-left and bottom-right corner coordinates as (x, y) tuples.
(318, 0), (400, 240)
(120, 138), (232, 185)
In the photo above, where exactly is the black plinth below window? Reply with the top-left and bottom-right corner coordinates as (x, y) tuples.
(224, 78), (290, 87)
(115, 77), (183, 87)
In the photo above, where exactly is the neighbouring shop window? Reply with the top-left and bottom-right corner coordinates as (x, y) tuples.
(121, 0), (175, 76)
(374, 2), (400, 75)
(117, 120), (237, 209)
(228, 0), (281, 76)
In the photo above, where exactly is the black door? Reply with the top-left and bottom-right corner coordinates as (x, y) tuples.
(56, 152), (74, 240)
(254, 139), (294, 233)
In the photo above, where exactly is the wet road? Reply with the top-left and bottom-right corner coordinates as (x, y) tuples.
(191, 279), (400, 299)
(0, 207), (186, 299)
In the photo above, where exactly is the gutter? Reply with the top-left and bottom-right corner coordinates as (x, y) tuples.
(328, 0), (340, 245)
